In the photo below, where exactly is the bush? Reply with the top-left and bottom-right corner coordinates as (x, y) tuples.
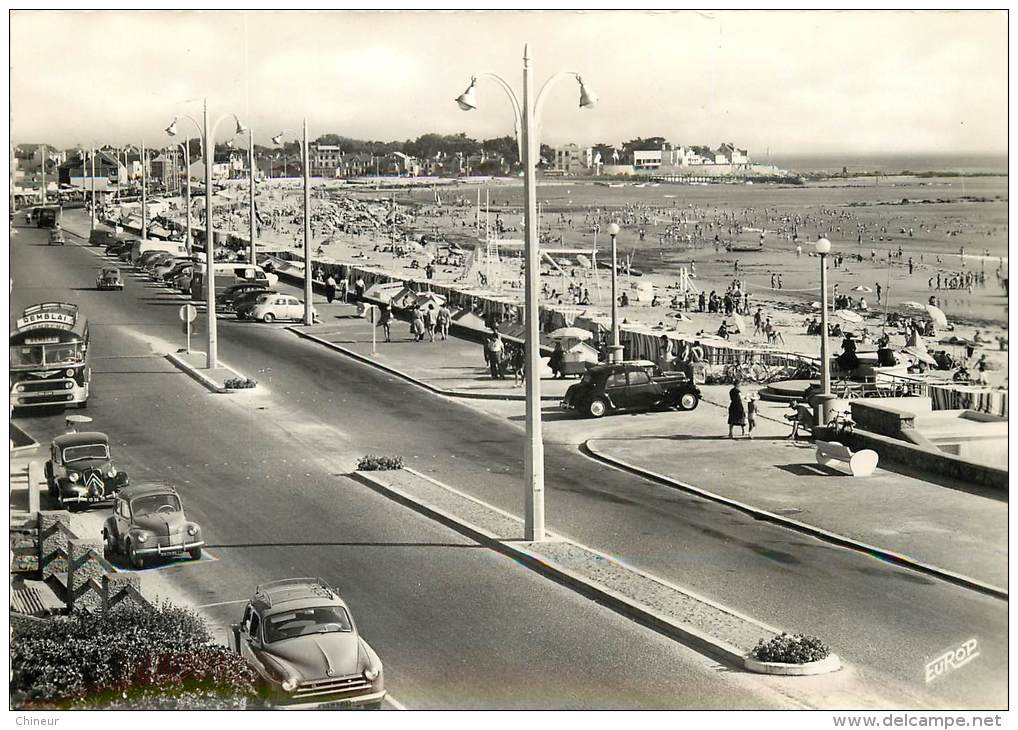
(751, 633), (830, 664)
(357, 454), (404, 471)
(223, 377), (257, 390)
(10, 602), (258, 709)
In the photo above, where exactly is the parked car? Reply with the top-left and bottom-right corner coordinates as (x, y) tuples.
(102, 483), (204, 569)
(96, 266), (124, 290)
(561, 361), (701, 418)
(220, 281), (269, 310)
(155, 257), (198, 282)
(173, 270), (194, 294)
(89, 229), (119, 247)
(137, 250), (174, 270)
(49, 228), (66, 245)
(234, 290), (279, 319)
(230, 578), (385, 710)
(249, 294), (316, 323)
(105, 241), (133, 257)
(45, 431), (129, 511)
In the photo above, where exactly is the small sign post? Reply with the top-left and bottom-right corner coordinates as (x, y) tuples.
(366, 305), (379, 355)
(179, 304), (198, 354)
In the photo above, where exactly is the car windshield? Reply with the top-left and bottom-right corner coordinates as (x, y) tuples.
(264, 606), (353, 643)
(63, 443), (110, 462)
(102, 269), (118, 276)
(131, 493), (182, 517)
(43, 343), (84, 366)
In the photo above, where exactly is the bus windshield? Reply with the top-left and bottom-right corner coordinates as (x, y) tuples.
(10, 342), (84, 367)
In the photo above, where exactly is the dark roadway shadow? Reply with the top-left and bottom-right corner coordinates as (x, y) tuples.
(775, 463), (848, 478)
(206, 541), (486, 549)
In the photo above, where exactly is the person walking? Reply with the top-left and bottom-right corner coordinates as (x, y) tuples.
(746, 392), (758, 439)
(325, 274), (337, 304)
(410, 308), (425, 342)
(378, 304), (392, 342)
(338, 277), (349, 303)
(728, 383), (747, 439)
(436, 302), (451, 340)
(486, 329), (505, 379)
(423, 304), (436, 342)
(354, 276), (366, 301)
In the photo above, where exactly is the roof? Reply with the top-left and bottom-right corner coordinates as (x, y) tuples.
(53, 431), (110, 448)
(118, 482), (180, 500)
(252, 578), (345, 612)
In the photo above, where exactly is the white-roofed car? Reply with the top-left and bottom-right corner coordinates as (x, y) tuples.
(248, 293), (316, 323)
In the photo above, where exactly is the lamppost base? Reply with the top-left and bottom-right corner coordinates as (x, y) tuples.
(608, 345), (624, 363)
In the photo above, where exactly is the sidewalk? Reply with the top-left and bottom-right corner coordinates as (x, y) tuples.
(292, 307), (575, 401)
(586, 416), (1008, 591)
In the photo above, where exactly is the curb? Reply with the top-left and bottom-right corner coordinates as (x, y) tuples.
(349, 467), (835, 675)
(27, 460), (43, 514)
(581, 440), (1008, 601)
(745, 654), (842, 676)
(165, 352), (228, 394)
(286, 326), (561, 402)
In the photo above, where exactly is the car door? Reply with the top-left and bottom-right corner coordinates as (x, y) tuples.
(238, 606), (269, 678)
(603, 370), (629, 409)
(625, 369), (662, 410)
(284, 297), (300, 320)
(112, 498), (130, 548)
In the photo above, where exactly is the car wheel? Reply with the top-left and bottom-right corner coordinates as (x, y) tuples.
(678, 392), (700, 411)
(261, 312), (275, 323)
(103, 531), (117, 559)
(188, 546), (203, 561)
(45, 463), (56, 496)
(127, 541), (144, 570)
(587, 398), (608, 418)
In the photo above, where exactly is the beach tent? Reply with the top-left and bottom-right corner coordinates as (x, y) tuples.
(414, 291), (446, 308)
(926, 304), (949, 329)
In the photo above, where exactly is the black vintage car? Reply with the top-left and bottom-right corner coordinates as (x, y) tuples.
(561, 360), (701, 418)
(45, 431), (129, 511)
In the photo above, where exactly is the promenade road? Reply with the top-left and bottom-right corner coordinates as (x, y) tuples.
(13, 217), (1006, 708)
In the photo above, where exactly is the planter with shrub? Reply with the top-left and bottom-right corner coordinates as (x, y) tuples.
(224, 377), (258, 390)
(356, 454), (404, 471)
(744, 633), (840, 676)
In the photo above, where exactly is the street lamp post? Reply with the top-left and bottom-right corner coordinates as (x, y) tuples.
(167, 100), (244, 369)
(141, 139), (147, 240)
(169, 139), (192, 255)
(456, 45), (598, 541)
(90, 147), (96, 232)
(608, 222), (622, 363)
(816, 237), (832, 424)
(40, 144), (46, 205)
(272, 121), (314, 325)
(248, 127), (256, 266)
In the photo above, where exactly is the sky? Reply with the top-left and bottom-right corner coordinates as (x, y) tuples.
(9, 10), (1008, 157)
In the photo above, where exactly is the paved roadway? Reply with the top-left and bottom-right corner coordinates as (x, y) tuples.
(10, 221), (1006, 709)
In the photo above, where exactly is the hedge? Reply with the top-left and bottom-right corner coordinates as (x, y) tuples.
(11, 602), (258, 709)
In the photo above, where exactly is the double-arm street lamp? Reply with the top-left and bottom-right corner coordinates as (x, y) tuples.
(272, 120), (313, 325)
(816, 237), (833, 424)
(166, 99), (245, 369)
(167, 137), (196, 255)
(607, 221), (622, 362)
(456, 45), (598, 541)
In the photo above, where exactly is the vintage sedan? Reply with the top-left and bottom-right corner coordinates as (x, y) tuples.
(45, 431), (129, 511)
(220, 281), (269, 310)
(102, 483), (204, 569)
(49, 228), (66, 246)
(96, 266), (124, 290)
(234, 290), (279, 319)
(249, 294), (316, 323)
(231, 578), (385, 710)
(562, 361), (701, 418)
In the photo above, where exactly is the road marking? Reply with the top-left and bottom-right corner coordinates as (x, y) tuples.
(384, 695), (408, 711)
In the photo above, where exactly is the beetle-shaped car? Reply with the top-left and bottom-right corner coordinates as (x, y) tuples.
(96, 267), (124, 290)
(102, 483), (204, 569)
(561, 360), (701, 418)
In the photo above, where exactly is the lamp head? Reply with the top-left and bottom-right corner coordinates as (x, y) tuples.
(608, 222), (620, 236)
(234, 118), (248, 136)
(577, 77), (599, 109)
(455, 78), (478, 111)
(271, 133), (284, 146)
(165, 119), (178, 137)
(815, 237), (832, 255)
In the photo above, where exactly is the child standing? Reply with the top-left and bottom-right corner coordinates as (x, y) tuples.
(747, 393), (758, 439)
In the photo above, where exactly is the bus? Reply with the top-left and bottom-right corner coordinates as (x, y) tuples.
(10, 302), (91, 410)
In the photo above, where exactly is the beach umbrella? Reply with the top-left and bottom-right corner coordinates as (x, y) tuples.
(851, 285), (873, 293)
(901, 301), (926, 310)
(576, 254), (591, 269)
(550, 327), (593, 341)
(810, 302), (821, 309)
(926, 304), (949, 329)
(835, 309), (863, 323)
(733, 313), (747, 334)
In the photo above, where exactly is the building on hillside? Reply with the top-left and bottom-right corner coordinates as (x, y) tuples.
(718, 143), (749, 164)
(189, 158), (232, 180)
(552, 144), (593, 175)
(309, 144), (343, 177)
(14, 144), (65, 172)
(338, 152), (375, 177)
(388, 151), (420, 177)
(57, 151), (125, 186)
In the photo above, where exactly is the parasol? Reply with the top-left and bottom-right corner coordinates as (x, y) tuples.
(549, 327), (593, 341)
(576, 254), (591, 269)
(902, 347), (937, 366)
(926, 304), (949, 329)
(901, 301), (926, 310)
(851, 285), (874, 293)
(835, 309), (863, 323)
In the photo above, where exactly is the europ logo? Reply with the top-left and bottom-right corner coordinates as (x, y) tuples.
(925, 638), (979, 683)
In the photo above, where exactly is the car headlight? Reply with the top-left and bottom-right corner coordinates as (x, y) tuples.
(107, 467), (117, 478)
(69, 472), (80, 483)
(281, 678), (299, 692)
(15, 385), (24, 393)
(66, 369), (74, 377)
(135, 532), (148, 543)
(363, 667), (380, 681)
(187, 525), (198, 536)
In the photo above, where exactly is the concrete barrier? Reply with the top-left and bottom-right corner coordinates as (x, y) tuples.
(68, 538), (107, 612)
(27, 460), (42, 515)
(849, 401), (916, 437)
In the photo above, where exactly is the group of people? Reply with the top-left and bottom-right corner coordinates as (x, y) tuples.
(407, 302), (452, 343)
